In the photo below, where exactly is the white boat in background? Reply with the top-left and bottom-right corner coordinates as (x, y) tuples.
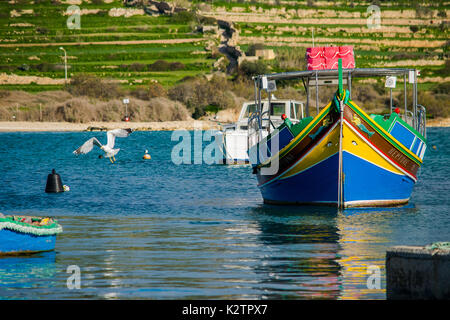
(215, 98), (305, 164)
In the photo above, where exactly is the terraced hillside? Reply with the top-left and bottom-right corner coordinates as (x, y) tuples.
(197, 0), (449, 83)
(0, 0), (215, 91)
(1, 0), (448, 91)
(0, 0), (448, 121)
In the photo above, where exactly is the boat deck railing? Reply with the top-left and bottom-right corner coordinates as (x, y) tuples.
(250, 67), (427, 145)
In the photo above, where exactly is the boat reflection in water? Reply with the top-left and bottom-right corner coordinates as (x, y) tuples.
(0, 251), (56, 299)
(249, 205), (341, 299)
(250, 204), (415, 299)
(335, 205), (416, 300)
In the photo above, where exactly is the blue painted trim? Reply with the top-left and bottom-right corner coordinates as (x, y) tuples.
(390, 122), (416, 149)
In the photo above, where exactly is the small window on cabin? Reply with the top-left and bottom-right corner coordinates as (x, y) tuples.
(244, 104), (257, 118)
(271, 103), (286, 117)
(290, 102), (297, 119)
(295, 103), (303, 119)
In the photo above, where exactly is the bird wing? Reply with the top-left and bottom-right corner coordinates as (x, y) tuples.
(106, 128), (132, 149)
(73, 137), (102, 155)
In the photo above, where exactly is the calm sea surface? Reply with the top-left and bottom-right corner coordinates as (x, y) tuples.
(0, 128), (448, 300)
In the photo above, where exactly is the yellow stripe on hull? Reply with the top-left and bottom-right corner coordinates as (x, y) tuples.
(342, 121), (404, 176)
(281, 122), (340, 179)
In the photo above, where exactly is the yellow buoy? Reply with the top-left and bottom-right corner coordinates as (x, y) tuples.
(143, 150), (151, 160)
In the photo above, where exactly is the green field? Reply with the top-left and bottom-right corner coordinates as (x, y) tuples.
(0, 0), (448, 92)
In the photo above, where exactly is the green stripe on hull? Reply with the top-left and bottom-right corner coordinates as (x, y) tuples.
(278, 104), (332, 160)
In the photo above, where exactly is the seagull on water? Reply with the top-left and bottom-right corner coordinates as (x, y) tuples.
(73, 128), (132, 163)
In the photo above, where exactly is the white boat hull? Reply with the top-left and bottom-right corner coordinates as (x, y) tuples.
(215, 130), (249, 164)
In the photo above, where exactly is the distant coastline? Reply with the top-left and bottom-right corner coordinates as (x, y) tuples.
(0, 118), (448, 132)
(426, 118), (450, 128)
(0, 121), (222, 132)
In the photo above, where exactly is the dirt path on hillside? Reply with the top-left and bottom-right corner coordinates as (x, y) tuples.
(201, 12), (445, 27)
(0, 38), (206, 47)
(239, 35), (446, 48)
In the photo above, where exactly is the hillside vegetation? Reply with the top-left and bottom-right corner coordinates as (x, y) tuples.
(0, 0), (448, 121)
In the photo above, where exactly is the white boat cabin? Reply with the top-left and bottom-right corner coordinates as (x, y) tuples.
(216, 99), (305, 164)
(222, 99), (305, 133)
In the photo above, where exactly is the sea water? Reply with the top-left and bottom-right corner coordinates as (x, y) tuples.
(0, 128), (448, 299)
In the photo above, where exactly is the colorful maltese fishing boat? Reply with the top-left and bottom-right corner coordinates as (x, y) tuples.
(0, 214), (63, 255)
(248, 46), (427, 208)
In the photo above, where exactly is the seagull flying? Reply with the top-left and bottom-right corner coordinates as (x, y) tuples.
(73, 128), (132, 163)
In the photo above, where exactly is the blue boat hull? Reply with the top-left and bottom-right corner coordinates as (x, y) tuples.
(0, 229), (56, 255)
(260, 151), (415, 207)
(343, 151), (415, 206)
(260, 153), (340, 205)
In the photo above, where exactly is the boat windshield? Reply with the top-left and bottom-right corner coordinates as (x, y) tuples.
(270, 102), (286, 117)
(243, 104), (257, 118)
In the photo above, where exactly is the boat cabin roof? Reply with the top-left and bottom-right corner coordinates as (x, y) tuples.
(256, 68), (417, 81)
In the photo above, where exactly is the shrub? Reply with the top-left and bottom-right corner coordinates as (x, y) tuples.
(198, 15), (216, 25)
(238, 60), (268, 78)
(66, 74), (121, 100)
(147, 60), (185, 71)
(36, 27), (49, 35)
(128, 63), (147, 71)
(274, 47), (306, 71)
(432, 82), (450, 94)
(409, 25), (419, 33)
(0, 90), (10, 99)
(168, 11), (197, 24)
(142, 97), (191, 121)
(246, 43), (265, 56)
(18, 64), (30, 71)
(438, 10), (447, 18)
(436, 59), (450, 76)
(130, 88), (150, 101)
(168, 75), (237, 117)
(418, 91), (449, 118)
(397, 89), (449, 119)
(148, 82), (167, 98)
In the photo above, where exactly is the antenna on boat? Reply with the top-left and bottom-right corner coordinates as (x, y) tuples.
(311, 28), (315, 47)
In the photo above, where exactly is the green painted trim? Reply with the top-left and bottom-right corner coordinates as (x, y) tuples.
(256, 104), (332, 169)
(371, 113), (426, 144)
(348, 100), (422, 165)
(0, 217), (63, 236)
(279, 104), (332, 160)
(338, 59), (343, 97)
(393, 114), (427, 142)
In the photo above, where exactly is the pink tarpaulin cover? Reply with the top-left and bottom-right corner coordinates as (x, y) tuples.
(306, 46), (355, 70)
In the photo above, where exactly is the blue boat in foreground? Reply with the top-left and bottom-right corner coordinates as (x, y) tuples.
(0, 214), (63, 255)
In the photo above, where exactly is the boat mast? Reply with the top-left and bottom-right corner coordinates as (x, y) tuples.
(338, 59), (344, 209)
